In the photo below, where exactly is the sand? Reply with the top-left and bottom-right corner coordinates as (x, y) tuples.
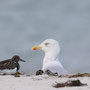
(0, 74), (90, 90)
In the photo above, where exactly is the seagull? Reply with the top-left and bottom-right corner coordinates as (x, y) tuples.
(32, 39), (68, 75)
(0, 55), (25, 75)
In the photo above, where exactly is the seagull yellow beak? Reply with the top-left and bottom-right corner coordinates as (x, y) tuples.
(32, 45), (42, 50)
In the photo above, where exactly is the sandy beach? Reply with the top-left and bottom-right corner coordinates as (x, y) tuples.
(0, 74), (90, 90)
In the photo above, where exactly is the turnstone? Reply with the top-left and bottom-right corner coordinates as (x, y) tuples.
(0, 55), (25, 75)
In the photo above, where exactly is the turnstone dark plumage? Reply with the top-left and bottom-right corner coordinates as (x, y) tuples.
(0, 55), (25, 75)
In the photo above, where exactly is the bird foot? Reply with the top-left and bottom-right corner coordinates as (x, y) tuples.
(15, 72), (21, 75)
(13, 72), (21, 77)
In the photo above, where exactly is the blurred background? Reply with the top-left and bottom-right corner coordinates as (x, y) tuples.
(0, 0), (90, 74)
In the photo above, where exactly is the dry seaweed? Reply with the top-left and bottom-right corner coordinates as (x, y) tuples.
(53, 80), (87, 88)
(60, 73), (90, 78)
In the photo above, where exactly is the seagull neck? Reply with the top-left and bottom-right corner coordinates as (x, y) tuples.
(44, 52), (59, 62)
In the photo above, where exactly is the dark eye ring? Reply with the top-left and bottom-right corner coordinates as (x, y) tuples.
(45, 43), (49, 45)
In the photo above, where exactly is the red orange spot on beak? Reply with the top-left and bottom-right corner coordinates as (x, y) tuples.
(32, 46), (42, 50)
(33, 47), (37, 50)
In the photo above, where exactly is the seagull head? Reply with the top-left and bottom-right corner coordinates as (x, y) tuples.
(32, 39), (60, 54)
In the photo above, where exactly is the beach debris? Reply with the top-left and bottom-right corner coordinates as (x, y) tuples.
(45, 69), (58, 76)
(53, 80), (87, 88)
(60, 73), (90, 78)
(36, 70), (44, 75)
(36, 69), (58, 76)
(14, 74), (20, 77)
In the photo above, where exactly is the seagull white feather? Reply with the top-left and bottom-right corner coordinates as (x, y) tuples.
(32, 39), (68, 75)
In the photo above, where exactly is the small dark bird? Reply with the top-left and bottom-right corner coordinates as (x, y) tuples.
(0, 55), (25, 75)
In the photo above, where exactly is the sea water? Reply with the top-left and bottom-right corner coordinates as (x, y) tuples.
(0, 0), (90, 74)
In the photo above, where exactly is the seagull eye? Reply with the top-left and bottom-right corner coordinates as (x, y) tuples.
(45, 43), (49, 46)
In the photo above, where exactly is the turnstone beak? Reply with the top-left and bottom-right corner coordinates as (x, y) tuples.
(19, 59), (25, 62)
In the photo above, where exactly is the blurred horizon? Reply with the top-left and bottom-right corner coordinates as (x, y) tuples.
(0, 0), (90, 74)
